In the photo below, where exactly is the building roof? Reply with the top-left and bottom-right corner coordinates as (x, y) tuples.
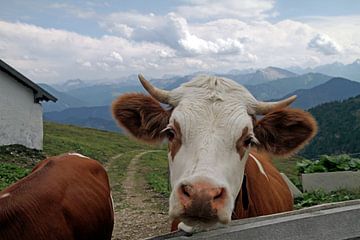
(0, 59), (57, 103)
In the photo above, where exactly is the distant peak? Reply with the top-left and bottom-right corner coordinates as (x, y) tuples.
(264, 66), (280, 70)
(327, 77), (350, 82)
(64, 79), (84, 85)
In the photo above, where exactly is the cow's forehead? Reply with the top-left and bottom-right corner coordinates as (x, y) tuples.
(169, 76), (255, 140)
(170, 75), (257, 107)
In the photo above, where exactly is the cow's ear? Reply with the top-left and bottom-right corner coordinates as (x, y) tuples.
(112, 93), (171, 143)
(253, 109), (317, 156)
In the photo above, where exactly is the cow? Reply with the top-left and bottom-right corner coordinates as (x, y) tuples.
(0, 153), (114, 240)
(112, 74), (317, 232)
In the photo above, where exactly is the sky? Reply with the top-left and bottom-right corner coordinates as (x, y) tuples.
(0, 0), (360, 84)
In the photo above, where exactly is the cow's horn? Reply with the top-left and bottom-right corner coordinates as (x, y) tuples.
(138, 74), (172, 104)
(254, 95), (297, 115)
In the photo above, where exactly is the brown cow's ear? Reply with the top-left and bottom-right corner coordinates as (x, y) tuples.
(112, 93), (171, 143)
(253, 109), (317, 156)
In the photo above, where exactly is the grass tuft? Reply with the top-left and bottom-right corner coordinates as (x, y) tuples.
(139, 151), (170, 197)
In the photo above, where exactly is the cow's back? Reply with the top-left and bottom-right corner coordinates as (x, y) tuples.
(233, 151), (293, 219)
(0, 154), (114, 240)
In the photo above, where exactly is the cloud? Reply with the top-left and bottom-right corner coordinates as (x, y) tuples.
(308, 34), (342, 55)
(101, 12), (245, 55)
(166, 13), (244, 55)
(0, 17), (334, 83)
(1, 3), (359, 84)
(302, 16), (360, 60)
(0, 20), (176, 82)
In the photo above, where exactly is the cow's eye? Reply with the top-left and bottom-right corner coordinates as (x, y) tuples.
(162, 127), (176, 141)
(243, 137), (253, 147)
(166, 128), (176, 141)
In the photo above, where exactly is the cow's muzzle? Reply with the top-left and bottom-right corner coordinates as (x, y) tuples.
(177, 181), (228, 223)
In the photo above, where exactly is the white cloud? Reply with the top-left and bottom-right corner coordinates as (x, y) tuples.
(110, 51), (124, 62)
(302, 15), (360, 63)
(0, 20), (177, 82)
(308, 34), (342, 55)
(1, 3), (359, 84)
(101, 12), (245, 55)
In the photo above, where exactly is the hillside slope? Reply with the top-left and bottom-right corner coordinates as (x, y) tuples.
(39, 83), (89, 112)
(279, 78), (360, 109)
(44, 106), (119, 132)
(0, 121), (151, 190)
(246, 73), (331, 100)
(302, 95), (360, 157)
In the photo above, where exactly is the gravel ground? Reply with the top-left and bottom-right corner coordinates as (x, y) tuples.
(109, 151), (170, 240)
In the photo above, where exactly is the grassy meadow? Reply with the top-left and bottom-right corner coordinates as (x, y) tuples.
(43, 121), (151, 163)
(0, 121), (151, 191)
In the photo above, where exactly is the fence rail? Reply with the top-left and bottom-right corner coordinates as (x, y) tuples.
(148, 200), (360, 240)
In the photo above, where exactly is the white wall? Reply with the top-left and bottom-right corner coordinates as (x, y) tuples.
(0, 70), (43, 149)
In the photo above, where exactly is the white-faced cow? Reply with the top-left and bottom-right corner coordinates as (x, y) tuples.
(112, 75), (317, 232)
(0, 153), (114, 240)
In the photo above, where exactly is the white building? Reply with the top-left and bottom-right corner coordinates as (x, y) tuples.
(0, 60), (57, 150)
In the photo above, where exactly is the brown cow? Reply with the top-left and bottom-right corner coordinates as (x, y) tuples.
(0, 153), (114, 240)
(112, 75), (317, 232)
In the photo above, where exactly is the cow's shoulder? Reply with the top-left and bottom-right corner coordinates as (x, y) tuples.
(233, 151), (293, 219)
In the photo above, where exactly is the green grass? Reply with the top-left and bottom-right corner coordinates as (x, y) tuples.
(0, 144), (45, 168)
(44, 122), (151, 163)
(0, 121), (152, 191)
(0, 163), (30, 190)
(139, 150), (170, 197)
(0, 144), (44, 190)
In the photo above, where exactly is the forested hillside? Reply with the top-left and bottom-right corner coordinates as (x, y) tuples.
(302, 95), (360, 157)
(280, 77), (360, 109)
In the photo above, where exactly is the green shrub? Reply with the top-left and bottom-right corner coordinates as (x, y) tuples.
(294, 189), (360, 209)
(297, 154), (360, 174)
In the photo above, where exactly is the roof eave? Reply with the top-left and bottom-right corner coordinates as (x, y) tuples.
(0, 59), (58, 103)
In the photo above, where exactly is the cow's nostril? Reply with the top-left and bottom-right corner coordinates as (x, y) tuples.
(181, 184), (192, 198)
(213, 188), (225, 200)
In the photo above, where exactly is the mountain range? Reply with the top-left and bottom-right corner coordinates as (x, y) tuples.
(42, 77), (360, 135)
(280, 78), (360, 109)
(42, 58), (360, 111)
(42, 66), (298, 112)
(39, 84), (89, 112)
(38, 59), (360, 157)
(222, 66), (298, 86)
(41, 67), (333, 112)
(246, 72), (332, 100)
(44, 106), (120, 133)
(289, 59), (360, 81)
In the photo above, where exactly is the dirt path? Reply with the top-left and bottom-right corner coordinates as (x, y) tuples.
(108, 151), (170, 240)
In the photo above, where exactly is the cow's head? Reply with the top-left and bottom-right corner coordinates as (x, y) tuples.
(112, 75), (317, 229)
